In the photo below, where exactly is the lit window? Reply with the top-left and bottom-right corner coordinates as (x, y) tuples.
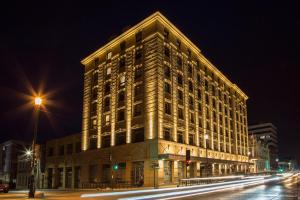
(106, 67), (111, 75)
(107, 52), (112, 60)
(119, 75), (126, 87)
(105, 115), (110, 125)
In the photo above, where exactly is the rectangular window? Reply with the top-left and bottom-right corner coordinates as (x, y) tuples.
(135, 49), (142, 61)
(177, 131), (184, 144)
(106, 67), (111, 75)
(134, 103), (143, 117)
(66, 144), (73, 154)
(116, 132), (126, 145)
(165, 102), (171, 115)
(118, 110), (125, 121)
(119, 57), (126, 72)
(164, 82), (171, 94)
(101, 135), (110, 148)
(178, 107), (184, 119)
(105, 114), (110, 125)
(177, 56), (182, 67)
(164, 65), (171, 79)
(163, 128), (172, 141)
(75, 142), (81, 153)
(132, 128), (144, 143)
(189, 134), (195, 145)
(119, 75), (126, 87)
(190, 113), (195, 123)
(107, 52), (112, 60)
(134, 67), (143, 80)
(135, 31), (142, 43)
(47, 147), (54, 156)
(177, 74), (183, 86)
(178, 90), (183, 101)
(164, 46), (170, 57)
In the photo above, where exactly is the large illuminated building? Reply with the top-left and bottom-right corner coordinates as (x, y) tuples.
(80, 12), (249, 186)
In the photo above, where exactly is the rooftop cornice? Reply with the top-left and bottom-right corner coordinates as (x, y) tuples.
(81, 11), (248, 99)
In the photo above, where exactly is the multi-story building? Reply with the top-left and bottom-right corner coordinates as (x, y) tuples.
(248, 123), (278, 170)
(248, 135), (270, 173)
(44, 133), (81, 189)
(80, 12), (249, 186)
(0, 140), (30, 189)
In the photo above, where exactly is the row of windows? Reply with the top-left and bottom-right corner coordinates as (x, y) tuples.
(47, 141), (81, 157)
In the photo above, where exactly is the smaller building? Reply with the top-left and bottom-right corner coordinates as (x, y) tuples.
(248, 123), (278, 170)
(44, 133), (81, 189)
(0, 140), (30, 189)
(248, 135), (270, 173)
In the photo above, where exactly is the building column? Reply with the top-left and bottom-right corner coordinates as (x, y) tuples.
(157, 160), (164, 185)
(173, 161), (179, 184)
(196, 162), (201, 177)
(219, 164), (222, 176)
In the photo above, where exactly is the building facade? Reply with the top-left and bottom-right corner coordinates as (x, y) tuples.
(0, 140), (30, 189)
(248, 123), (278, 170)
(80, 12), (249, 187)
(248, 135), (270, 173)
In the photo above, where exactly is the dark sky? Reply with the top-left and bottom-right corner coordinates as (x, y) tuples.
(0, 1), (299, 162)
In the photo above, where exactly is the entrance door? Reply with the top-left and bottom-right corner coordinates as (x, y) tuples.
(65, 167), (72, 188)
(131, 161), (144, 186)
(164, 160), (172, 183)
(74, 167), (81, 188)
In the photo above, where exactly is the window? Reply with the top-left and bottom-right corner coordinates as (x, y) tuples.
(178, 90), (183, 101)
(134, 103), (143, 117)
(104, 82), (110, 95)
(197, 74), (201, 83)
(178, 107), (184, 119)
(163, 128), (172, 141)
(104, 97), (110, 111)
(205, 80), (209, 91)
(164, 65), (171, 79)
(205, 94), (209, 105)
(105, 114), (110, 125)
(135, 31), (142, 43)
(177, 131), (184, 143)
(190, 113), (195, 123)
(135, 49), (142, 61)
(118, 110), (125, 121)
(188, 64), (193, 75)
(197, 89), (201, 99)
(59, 145), (64, 156)
(176, 39), (181, 48)
(118, 91), (125, 102)
(134, 85), (143, 97)
(92, 88), (98, 100)
(116, 132), (126, 145)
(177, 56), (182, 66)
(164, 28), (169, 39)
(67, 144), (73, 154)
(91, 118), (97, 129)
(101, 135), (111, 148)
(177, 74), (183, 86)
(106, 67), (111, 75)
(189, 134), (195, 145)
(119, 75), (126, 87)
(92, 72), (98, 86)
(91, 102), (97, 115)
(164, 46), (170, 57)
(94, 58), (99, 67)
(188, 81), (193, 92)
(134, 67), (143, 80)
(119, 57), (126, 72)
(164, 82), (171, 94)
(165, 102), (171, 115)
(132, 127), (144, 143)
(107, 52), (112, 60)
(189, 96), (194, 108)
(120, 41), (126, 52)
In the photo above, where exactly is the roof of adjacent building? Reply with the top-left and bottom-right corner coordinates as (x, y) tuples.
(81, 11), (248, 99)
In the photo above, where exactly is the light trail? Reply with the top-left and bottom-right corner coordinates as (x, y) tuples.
(81, 176), (265, 198)
(118, 177), (280, 200)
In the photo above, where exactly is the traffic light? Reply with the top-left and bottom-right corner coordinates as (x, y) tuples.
(186, 149), (191, 166)
(113, 163), (119, 171)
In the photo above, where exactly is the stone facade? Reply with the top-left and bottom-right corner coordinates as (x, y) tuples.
(46, 12), (250, 189)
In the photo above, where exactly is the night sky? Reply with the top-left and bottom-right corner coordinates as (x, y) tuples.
(1, 1), (299, 162)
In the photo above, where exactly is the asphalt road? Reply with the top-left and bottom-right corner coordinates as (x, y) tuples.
(1, 173), (299, 200)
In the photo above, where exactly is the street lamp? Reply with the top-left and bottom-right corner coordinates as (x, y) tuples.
(204, 134), (209, 177)
(28, 96), (43, 198)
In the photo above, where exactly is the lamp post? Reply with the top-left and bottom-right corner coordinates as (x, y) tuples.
(28, 96), (42, 198)
(204, 134), (209, 177)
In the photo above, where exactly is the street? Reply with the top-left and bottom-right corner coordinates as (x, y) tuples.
(1, 173), (299, 200)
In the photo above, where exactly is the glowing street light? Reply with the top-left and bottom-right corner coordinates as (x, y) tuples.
(34, 97), (42, 106)
(25, 149), (32, 157)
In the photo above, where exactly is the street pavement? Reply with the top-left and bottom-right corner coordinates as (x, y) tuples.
(1, 173), (299, 200)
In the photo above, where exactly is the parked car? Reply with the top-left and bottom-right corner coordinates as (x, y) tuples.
(0, 180), (9, 193)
